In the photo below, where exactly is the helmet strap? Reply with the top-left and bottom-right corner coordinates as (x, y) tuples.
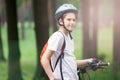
(59, 19), (72, 32)
(58, 20), (73, 39)
(62, 22), (72, 32)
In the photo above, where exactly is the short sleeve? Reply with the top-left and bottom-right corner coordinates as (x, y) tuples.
(47, 32), (64, 51)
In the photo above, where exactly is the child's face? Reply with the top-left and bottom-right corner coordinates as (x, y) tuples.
(63, 12), (77, 31)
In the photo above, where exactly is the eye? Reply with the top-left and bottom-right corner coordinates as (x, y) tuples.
(67, 18), (71, 21)
(73, 19), (76, 22)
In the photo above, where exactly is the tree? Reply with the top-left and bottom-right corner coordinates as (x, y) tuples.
(113, 0), (120, 79)
(19, 0), (26, 40)
(32, 0), (49, 80)
(81, 0), (90, 59)
(49, 0), (57, 32)
(5, 0), (23, 80)
(0, 0), (6, 25)
(90, 0), (99, 58)
(0, 16), (6, 62)
(81, 0), (99, 59)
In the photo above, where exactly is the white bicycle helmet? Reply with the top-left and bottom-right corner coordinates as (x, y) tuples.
(55, 4), (78, 20)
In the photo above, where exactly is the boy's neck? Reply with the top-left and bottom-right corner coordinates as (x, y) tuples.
(59, 27), (69, 36)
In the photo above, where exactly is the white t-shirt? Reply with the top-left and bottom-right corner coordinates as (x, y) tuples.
(47, 31), (78, 80)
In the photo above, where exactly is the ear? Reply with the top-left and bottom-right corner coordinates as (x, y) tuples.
(58, 18), (63, 25)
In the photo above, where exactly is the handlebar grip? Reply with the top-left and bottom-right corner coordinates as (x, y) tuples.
(98, 62), (110, 66)
(92, 62), (110, 66)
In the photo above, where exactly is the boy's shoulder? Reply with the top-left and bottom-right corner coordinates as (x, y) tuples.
(51, 31), (64, 38)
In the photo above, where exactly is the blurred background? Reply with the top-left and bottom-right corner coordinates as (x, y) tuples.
(0, 0), (120, 80)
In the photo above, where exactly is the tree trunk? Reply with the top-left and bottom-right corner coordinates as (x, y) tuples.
(32, 0), (49, 80)
(48, 0), (53, 28)
(81, 0), (90, 59)
(51, 0), (57, 32)
(0, 0), (6, 25)
(20, 1), (26, 40)
(90, 0), (99, 58)
(113, 0), (120, 79)
(27, 0), (33, 27)
(5, 0), (23, 80)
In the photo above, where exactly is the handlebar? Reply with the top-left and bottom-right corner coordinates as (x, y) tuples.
(77, 60), (110, 74)
(77, 59), (110, 80)
(91, 62), (110, 66)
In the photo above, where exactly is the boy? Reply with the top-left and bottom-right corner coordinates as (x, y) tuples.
(41, 4), (94, 80)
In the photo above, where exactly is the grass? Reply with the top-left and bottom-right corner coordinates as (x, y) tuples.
(0, 22), (114, 80)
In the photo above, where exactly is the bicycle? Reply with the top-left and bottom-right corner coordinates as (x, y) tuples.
(77, 59), (110, 80)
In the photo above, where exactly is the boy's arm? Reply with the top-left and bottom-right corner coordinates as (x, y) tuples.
(41, 49), (56, 80)
(76, 58), (93, 67)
